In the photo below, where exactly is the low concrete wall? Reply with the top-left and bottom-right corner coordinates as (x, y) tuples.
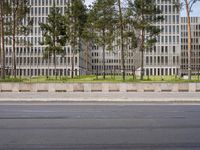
(0, 83), (200, 93)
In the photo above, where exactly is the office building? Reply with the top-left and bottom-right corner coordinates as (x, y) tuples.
(4, 0), (92, 77)
(180, 17), (200, 75)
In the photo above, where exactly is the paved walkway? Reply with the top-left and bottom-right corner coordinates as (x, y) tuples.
(0, 92), (200, 102)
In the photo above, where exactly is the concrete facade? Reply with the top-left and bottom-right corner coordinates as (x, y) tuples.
(181, 17), (200, 75)
(4, 0), (92, 77)
(92, 0), (181, 76)
(144, 0), (181, 76)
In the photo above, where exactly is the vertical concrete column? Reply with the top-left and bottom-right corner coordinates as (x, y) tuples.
(120, 83), (127, 92)
(189, 83), (196, 92)
(12, 83), (19, 92)
(102, 83), (109, 92)
(67, 84), (74, 92)
(84, 83), (91, 92)
(154, 83), (161, 92)
(137, 84), (144, 92)
(171, 84), (179, 92)
(30, 84), (36, 92)
(48, 83), (55, 92)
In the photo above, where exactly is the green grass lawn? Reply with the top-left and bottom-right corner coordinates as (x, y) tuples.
(0, 75), (200, 83)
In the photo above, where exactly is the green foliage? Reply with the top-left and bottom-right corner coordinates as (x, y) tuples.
(88, 0), (116, 49)
(10, 0), (33, 36)
(1, 75), (200, 83)
(128, 0), (164, 49)
(64, 0), (87, 78)
(127, 0), (164, 80)
(40, 3), (66, 59)
(65, 0), (87, 50)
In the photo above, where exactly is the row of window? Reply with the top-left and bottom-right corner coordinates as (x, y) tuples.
(157, 35), (179, 44)
(5, 47), (72, 55)
(5, 57), (79, 66)
(181, 58), (200, 64)
(145, 56), (179, 65)
(145, 68), (179, 76)
(91, 66), (179, 76)
(146, 46), (176, 54)
(29, 0), (67, 6)
(181, 38), (199, 44)
(162, 15), (179, 24)
(6, 68), (79, 77)
(162, 25), (179, 34)
(181, 31), (200, 37)
(181, 45), (200, 50)
(158, 4), (179, 14)
(181, 24), (200, 31)
(181, 17), (200, 24)
(30, 6), (65, 16)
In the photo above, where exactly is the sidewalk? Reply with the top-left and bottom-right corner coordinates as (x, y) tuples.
(0, 92), (200, 103)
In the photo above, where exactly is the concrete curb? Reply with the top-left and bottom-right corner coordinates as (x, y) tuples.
(0, 92), (200, 103)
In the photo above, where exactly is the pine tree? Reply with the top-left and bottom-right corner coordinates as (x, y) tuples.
(39, 3), (66, 79)
(9, 0), (32, 78)
(88, 0), (116, 79)
(0, 1), (11, 79)
(115, 0), (137, 81)
(128, 0), (163, 80)
(64, 0), (87, 78)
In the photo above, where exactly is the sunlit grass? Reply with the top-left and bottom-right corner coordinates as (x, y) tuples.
(0, 75), (200, 83)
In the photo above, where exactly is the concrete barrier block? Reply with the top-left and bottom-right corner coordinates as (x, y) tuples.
(189, 83), (196, 92)
(91, 83), (102, 92)
(160, 83), (173, 92)
(11, 83), (19, 92)
(126, 84), (137, 92)
(84, 84), (91, 92)
(154, 83), (161, 92)
(196, 83), (200, 92)
(102, 83), (109, 92)
(177, 83), (189, 92)
(109, 83), (120, 92)
(19, 83), (32, 92)
(171, 84), (178, 92)
(73, 83), (84, 92)
(0, 83), (11, 92)
(119, 83), (127, 92)
(66, 84), (73, 92)
(143, 83), (155, 92)
(35, 83), (50, 92)
(136, 84), (144, 92)
(54, 84), (67, 92)
(30, 84), (37, 92)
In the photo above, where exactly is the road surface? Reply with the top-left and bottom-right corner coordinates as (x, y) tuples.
(0, 103), (200, 149)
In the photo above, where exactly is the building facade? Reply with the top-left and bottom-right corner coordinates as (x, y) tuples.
(91, 0), (181, 76)
(144, 0), (181, 76)
(5, 0), (198, 78)
(4, 0), (92, 77)
(181, 17), (200, 75)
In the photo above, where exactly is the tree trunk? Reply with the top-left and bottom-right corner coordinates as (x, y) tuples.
(140, 0), (145, 80)
(53, 50), (57, 79)
(0, 1), (5, 79)
(117, 0), (125, 81)
(85, 42), (89, 75)
(12, 12), (17, 78)
(0, 2), (3, 78)
(186, 0), (192, 80)
(71, 46), (74, 79)
(103, 30), (106, 79)
(140, 29), (145, 80)
(0, 15), (1, 79)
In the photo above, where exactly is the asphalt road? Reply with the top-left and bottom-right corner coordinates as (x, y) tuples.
(0, 103), (200, 150)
